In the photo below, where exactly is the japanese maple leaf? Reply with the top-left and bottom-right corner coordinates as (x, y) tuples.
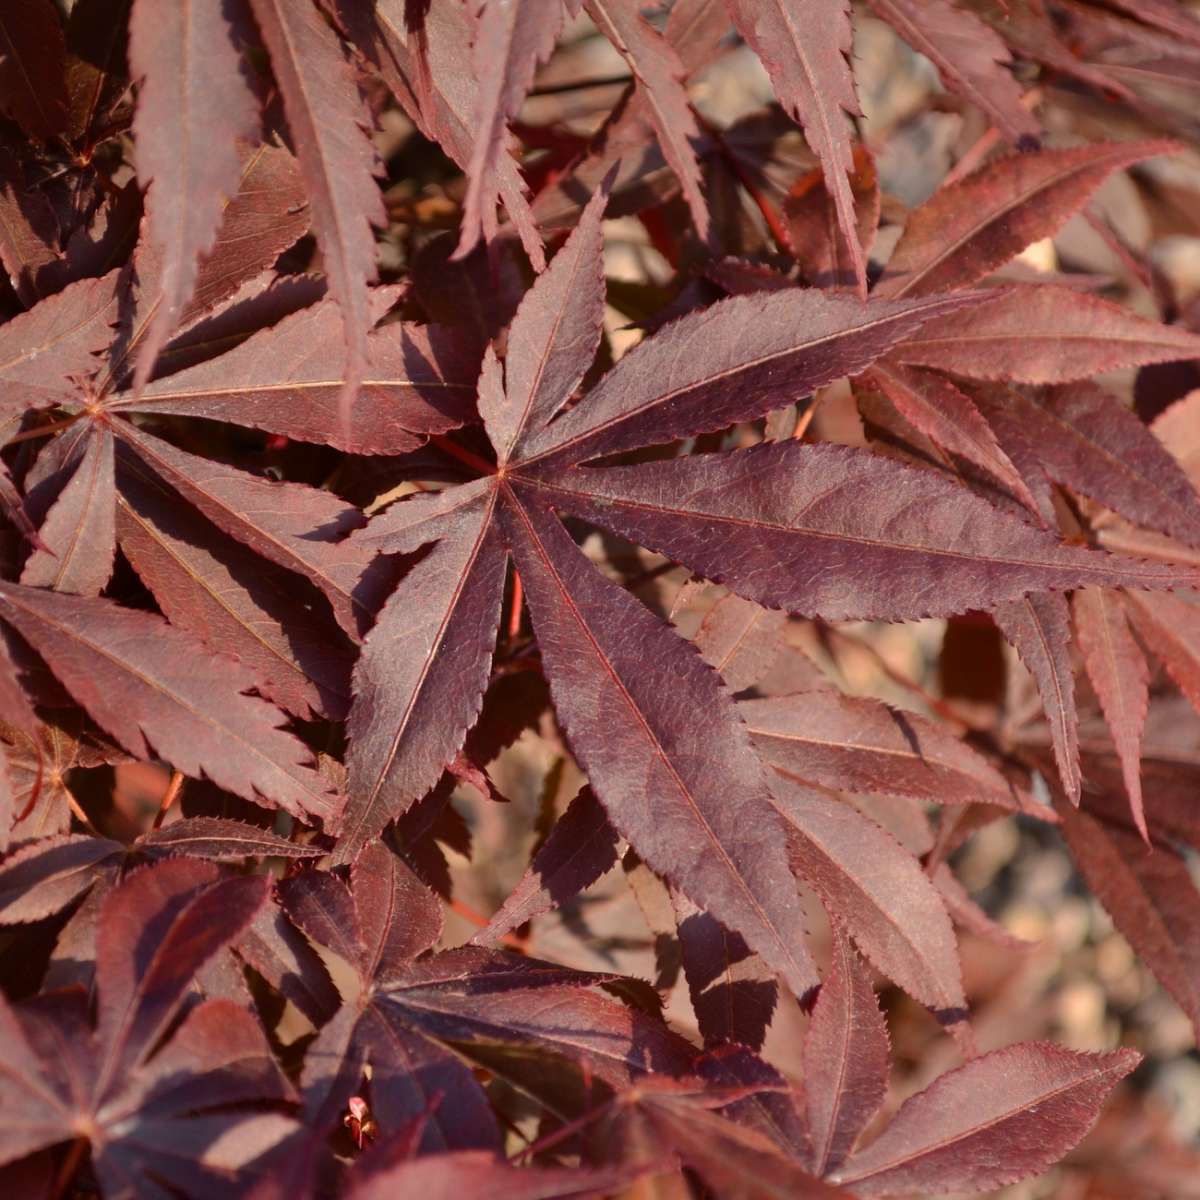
(333, 183), (1197, 1006)
(0, 857), (298, 1197)
(280, 843), (696, 1155)
(0, 157), (479, 827)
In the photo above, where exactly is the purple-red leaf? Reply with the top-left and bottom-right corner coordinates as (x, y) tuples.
(474, 787), (619, 946)
(112, 421), (374, 638)
(116, 300), (478, 454)
(674, 893), (778, 1051)
(866, 0), (1037, 145)
(0, 581), (343, 827)
(518, 288), (975, 465)
(247, 0), (384, 404)
(1073, 588), (1149, 837)
(772, 775), (966, 1022)
(1013, 382), (1200, 549)
(128, 0), (259, 389)
(338, 487), (507, 865)
(693, 594), (787, 693)
(115, 449), (355, 721)
(891, 286), (1200, 383)
(803, 932), (889, 1175)
(348, 1151), (647, 1200)
(0, 268), (120, 414)
(875, 141), (1175, 299)
(93, 858), (268, 1093)
(1124, 590), (1200, 723)
(995, 592), (1081, 805)
(137, 816), (325, 861)
(744, 690), (1040, 815)
(501, 489), (818, 1002)
(457, 0), (564, 260)
(535, 441), (1199, 621)
(481, 181), (609, 465)
(21, 423), (115, 595)
(862, 361), (1037, 510)
(0, 0), (69, 140)
(833, 1042), (1139, 1195)
(0, 833), (121, 924)
(586, 0), (709, 240)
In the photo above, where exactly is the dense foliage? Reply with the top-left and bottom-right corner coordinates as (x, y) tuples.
(2, 0), (1200, 1195)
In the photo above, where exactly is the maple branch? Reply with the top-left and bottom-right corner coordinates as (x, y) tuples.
(508, 571), (524, 642)
(529, 73), (632, 96)
(694, 110), (793, 255)
(449, 898), (527, 951)
(940, 87), (1043, 189)
(50, 1136), (88, 1200)
(152, 770), (186, 830)
(430, 434), (497, 476)
(817, 620), (981, 733)
(4, 413), (84, 447)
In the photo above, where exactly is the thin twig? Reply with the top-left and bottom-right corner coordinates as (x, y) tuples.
(152, 769), (185, 830)
(431, 434), (497, 477)
(4, 414), (84, 447)
(50, 1136), (88, 1200)
(529, 73), (632, 97)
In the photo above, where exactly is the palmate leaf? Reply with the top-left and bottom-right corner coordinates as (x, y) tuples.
(0, 268), (121, 414)
(347, 1152), (652, 1200)
(473, 786), (619, 946)
(1075, 588), (1147, 835)
(889, 285), (1200, 383)
(994, 592), (1081, 805)
(802, 932), (889, 1176)
(115, 450), (356, 722)
(337, 183), (1200, 1011)
(743, 691), (1041, 815)
(112, 295), (480, 455)
(873, 140), (1178, 299)
(285, 844), (694, 1155)
(0, 858), (294, 1194)
(584, 0), (709, 240)
(339, 0), (547, 270)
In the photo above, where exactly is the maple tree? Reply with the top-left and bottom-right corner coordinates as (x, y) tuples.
(2, 0), (1200, 1195)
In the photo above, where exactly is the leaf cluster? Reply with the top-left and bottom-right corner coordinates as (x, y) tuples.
(1, 0), (1200, 1195)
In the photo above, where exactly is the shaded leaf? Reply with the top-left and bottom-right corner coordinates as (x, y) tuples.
(724, 0), (865, 290)
(0, 1), (68, 140)
(1073, 587), (1149, 836)
(474, 787), (619, 945)
(0, 581), (343, 828)
(128, 0), (259, 387)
